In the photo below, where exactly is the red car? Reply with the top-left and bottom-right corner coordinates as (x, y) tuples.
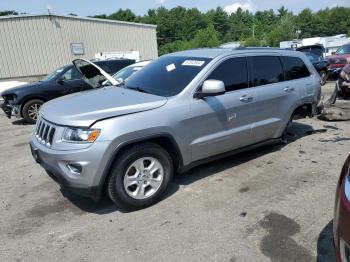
(334, 155), (350, 261)
(327, 44), (350, 74)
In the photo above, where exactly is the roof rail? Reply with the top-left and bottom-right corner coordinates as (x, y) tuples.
(232, 47), (293, 51)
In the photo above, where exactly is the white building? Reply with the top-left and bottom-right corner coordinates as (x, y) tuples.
(0, 14), (158, 81)
(280, 34), (350, 56)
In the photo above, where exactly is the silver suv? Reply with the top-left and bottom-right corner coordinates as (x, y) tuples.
(30, 48), (321, 210)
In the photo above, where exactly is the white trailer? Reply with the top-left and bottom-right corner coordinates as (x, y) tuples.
(95, 51), (141, 62)
(280, 35), (350, 56)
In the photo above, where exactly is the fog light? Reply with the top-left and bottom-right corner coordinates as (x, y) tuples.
(66, 163), (82, 175)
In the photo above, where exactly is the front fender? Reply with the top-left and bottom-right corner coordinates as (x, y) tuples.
(91, 131), (184, 201)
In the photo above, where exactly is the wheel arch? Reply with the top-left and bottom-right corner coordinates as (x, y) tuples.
(289, 102), (315, 122)
(97, 134), (184, 200)
(19, 96), (47, 117)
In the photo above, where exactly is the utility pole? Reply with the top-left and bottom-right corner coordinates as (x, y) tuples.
(252, 24), (255, 38)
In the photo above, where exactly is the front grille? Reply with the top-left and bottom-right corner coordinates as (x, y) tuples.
(35, 118), (56, 147)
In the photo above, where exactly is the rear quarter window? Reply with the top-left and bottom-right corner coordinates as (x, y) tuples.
(281, 56), (310, 80)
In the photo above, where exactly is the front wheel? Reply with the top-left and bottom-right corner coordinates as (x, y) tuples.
(22, 99), (44, 124)
(107, 142), (173, 211)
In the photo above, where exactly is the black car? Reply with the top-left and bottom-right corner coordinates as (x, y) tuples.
(297, 45), (329, 85)
(1, 59), (134, 123)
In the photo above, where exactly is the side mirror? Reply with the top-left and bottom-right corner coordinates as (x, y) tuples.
(57, 77), (65, 85)
(195, 80), (225, 99)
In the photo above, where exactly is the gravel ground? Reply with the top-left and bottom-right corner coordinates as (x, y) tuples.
(0, 81), (349, 262)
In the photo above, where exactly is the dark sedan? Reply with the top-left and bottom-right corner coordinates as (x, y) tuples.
(1, 59), (134, 123)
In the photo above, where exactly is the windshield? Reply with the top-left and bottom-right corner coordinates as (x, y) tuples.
(305, 52), (320, 63)
(113, 66), (143, 82)
(41, 67), (66, 82)
(124, 56), (211, 97)
(336, 45), (350, 55)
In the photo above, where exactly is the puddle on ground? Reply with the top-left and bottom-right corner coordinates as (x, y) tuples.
(258, 212), (314, 262)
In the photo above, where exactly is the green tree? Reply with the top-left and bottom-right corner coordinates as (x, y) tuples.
(50, 6), (350, 53)
(243, 37), (261, 47)
(0, 10), (18, 16)
(94, 9), (137, 22)
(206, 7), (230, 41)
(295, 8), (316, 38)
(267, 14), (296, 46)
(191, 24), (220, 48)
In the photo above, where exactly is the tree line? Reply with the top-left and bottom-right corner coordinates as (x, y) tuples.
(93, 6), (350, 55)
(2, 6), (350, 55)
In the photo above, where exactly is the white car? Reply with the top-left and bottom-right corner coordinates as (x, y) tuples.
(112, 60), (152, 83)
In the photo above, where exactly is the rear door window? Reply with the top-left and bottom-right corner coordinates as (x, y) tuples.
(281, 56), (310, 80)
(207, 57), (248, 92)
(248, 56), (284, 87)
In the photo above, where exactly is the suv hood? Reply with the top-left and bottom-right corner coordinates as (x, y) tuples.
(40, 86), (167, 127)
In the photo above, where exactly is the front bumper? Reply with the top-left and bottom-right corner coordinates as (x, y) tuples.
(30, 137), (111, 201)
(1, 102), (19, 119)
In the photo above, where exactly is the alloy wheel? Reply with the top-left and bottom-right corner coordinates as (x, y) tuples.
(27, 103), (41, 121)
(123, 157), (164, 200)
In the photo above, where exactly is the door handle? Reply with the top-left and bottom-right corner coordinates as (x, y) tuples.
(284, 86), (295, 92)
(240, 95), (253, 102)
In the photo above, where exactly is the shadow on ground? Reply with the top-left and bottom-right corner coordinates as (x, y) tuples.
(175, 121), (315, 186)
(58, 121), (318, 214)
(12, 119), (33, 125)
(317, 220), (336, 262)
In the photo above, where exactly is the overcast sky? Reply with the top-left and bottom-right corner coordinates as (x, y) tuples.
(1, 0), (349, 16)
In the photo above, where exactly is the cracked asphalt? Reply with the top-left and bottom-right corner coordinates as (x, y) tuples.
(1, 82), (349, 262)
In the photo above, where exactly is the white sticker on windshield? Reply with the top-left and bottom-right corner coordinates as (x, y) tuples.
(182, 60), (205, 67)
(166, 63), (176, 72)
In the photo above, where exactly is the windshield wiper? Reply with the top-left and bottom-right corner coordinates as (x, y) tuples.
(127, 86), (150, 94)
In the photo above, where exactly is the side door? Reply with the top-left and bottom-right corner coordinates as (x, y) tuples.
(247, 55), (299, 143)
(190, 56), (257, 162)
(56, 66), (87, 95)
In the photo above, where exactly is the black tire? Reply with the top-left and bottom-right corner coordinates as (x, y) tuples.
(107, 142), (173, 211)
(22, 99), (44, 124)
(319, 70), (327, 86)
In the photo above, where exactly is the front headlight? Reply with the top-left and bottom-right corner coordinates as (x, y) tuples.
(63, 128), (100, 143)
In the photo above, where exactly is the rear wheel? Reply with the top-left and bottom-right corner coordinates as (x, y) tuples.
(22, 99), (44, 124)
(319, 70), (327, 86)
(107, 142), (173, 211)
